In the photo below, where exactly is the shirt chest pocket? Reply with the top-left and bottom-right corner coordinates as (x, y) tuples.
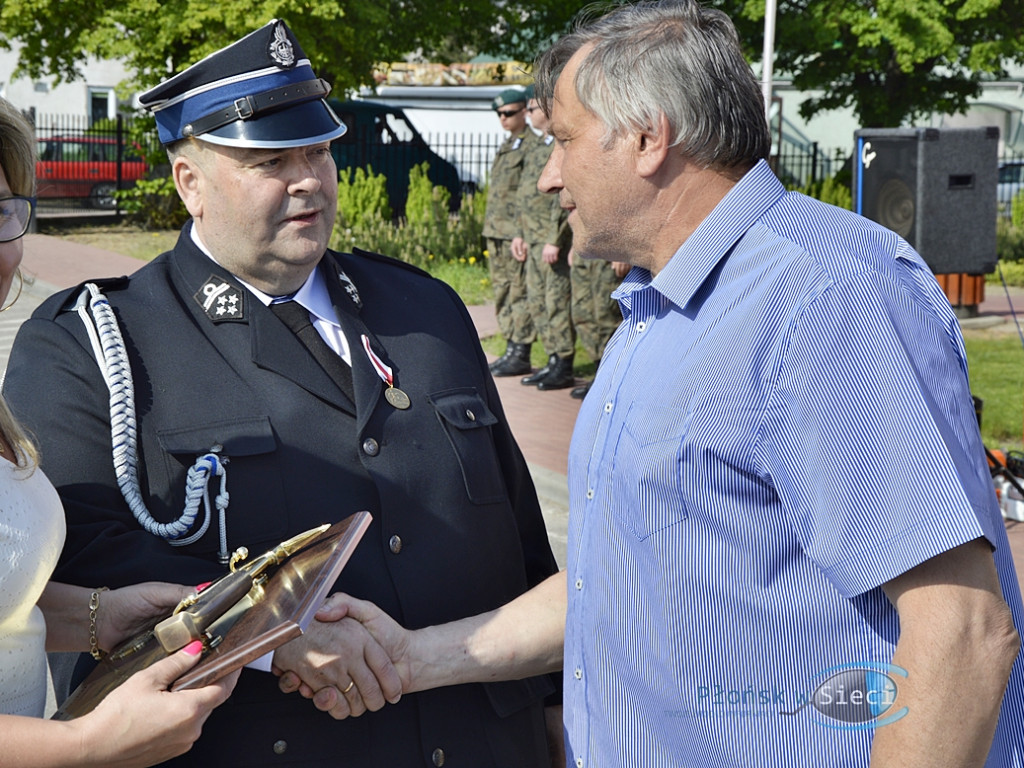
(428, 388), (506, 505)
(153, 415), (287, 552)
(610, 403), (689, 540)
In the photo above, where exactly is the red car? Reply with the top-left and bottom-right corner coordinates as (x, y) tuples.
(36, 136), (147, 209)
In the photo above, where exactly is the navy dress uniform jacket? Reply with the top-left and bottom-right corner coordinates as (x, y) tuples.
(4, 225), (559, 767)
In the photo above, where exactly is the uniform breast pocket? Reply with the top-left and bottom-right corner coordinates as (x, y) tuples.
(611, 402), (689, 540)
(155, 415), (287, 552)
(428, 388), (507, 505)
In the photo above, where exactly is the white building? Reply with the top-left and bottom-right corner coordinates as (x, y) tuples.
(0, 47), (133, 125)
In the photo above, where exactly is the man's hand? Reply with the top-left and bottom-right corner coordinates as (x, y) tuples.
(542, 244), (559, 265)
(511, 236), (528, 262)
(272, 613), (403, 719)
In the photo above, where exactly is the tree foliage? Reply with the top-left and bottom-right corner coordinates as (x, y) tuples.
(0, 0), (585, 96)
(718, 0), (1024, 127)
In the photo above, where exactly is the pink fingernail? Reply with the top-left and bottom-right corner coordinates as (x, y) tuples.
(195, 581), (212, 592)
(183, 640), (204, 656)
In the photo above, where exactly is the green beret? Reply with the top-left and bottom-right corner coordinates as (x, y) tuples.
(523, 84), (535, 101)
(492, 88), (527, 110)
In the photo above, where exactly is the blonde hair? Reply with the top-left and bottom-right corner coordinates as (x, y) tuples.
(0, 97), (39, 469)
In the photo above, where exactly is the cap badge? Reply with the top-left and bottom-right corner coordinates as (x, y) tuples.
(269, 22), (295, 68)
(194, 276), (247, 322)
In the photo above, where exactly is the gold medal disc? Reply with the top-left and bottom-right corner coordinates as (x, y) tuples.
(385, 387), (411, 410)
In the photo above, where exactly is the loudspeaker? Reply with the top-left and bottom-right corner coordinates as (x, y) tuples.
(853, 127), (998, 275)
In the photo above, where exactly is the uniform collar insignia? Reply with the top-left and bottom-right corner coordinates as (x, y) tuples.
(269, 21), (296, 68)
(337, 268), (362, 309)
(194, 275), (246, 322)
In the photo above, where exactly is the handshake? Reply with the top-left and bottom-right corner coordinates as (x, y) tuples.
(271, 571), (567, 721)
(271, 594), (411, 719)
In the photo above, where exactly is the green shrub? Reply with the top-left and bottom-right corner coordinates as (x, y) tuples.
(336, 166), (392, 227)
(997, 217), (1024, 265)
(115, 177), (189, 230)
(405, 163), (450, 227)
(794, 174), (853, 210)
(332, 169), (487, 273)
(1012, 189), (1024, 229)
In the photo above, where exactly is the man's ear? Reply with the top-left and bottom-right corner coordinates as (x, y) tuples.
(172, 151), (204, 218)
(633, 112), (672, 178)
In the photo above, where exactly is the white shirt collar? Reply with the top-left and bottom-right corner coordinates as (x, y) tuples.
(190, 224), (340, 328)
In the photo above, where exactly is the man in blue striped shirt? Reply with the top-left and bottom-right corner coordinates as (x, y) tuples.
(279, 1), (1024, 765)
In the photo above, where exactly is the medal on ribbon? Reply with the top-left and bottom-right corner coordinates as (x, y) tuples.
(360, 335), (410, 409)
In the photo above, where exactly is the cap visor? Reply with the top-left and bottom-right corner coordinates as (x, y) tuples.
(198, 100), (346, 148)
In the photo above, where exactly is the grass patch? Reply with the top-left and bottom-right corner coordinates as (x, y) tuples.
(965, 329), (1024, 453)
(426, 260), (492, 306)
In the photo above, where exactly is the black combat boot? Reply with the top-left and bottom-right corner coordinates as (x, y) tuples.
(491, 342), (532, 376)
(536, 354), (575, 390)
(521, 354), (557, 386)
(488, 340), (515, 373)
(570, 382), (590, 399)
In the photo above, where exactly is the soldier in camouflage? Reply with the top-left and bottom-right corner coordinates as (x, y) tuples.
(568, 255), (625, 399)
(483, 88), (538, 376)
(513, 87), (576, 390)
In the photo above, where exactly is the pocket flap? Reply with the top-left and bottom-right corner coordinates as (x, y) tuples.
(156, 415), (276, 456)
(428, 389), (498, 430)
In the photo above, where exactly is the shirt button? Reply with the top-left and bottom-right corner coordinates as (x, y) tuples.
(389, 535), (403, 554)
(362, 437), (380, 456)
(273, 740), (287, 755)
(603, 402), (613, 413)
(586, 489), (594, 499)
(432, 748), (446, 766)
(575, 578), (583, 590)
(574, 667), (583, 680)
(636, 321), (647, 332)
(576, 758), (584, 768)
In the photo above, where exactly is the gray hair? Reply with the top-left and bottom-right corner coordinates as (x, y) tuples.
(535, 0), (770, 170)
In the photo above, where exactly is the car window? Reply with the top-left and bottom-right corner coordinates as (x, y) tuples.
(382, 113), (415, 144)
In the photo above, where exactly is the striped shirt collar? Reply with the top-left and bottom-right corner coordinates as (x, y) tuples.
(614, 159), (787, 314)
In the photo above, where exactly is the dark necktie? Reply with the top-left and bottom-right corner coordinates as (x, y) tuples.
(270, 300), (354, 403)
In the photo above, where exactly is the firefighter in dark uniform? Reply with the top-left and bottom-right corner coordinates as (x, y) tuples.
(4, 20), (560, 767)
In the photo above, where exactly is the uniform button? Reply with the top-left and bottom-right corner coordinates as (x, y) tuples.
(389, 535), (403, 554)
(432, 747), (446, 766)
(273, 740), (288, 755)
(362, 437), (380, 456)
(465, 409), (476, 421)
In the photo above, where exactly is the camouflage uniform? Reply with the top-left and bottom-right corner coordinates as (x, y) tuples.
(518, 132), (575, 359)
(483, 129), (537, 345)
(571, 256), (622, 364)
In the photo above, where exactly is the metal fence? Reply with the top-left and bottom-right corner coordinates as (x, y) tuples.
(30, 112), (160, 215)
(24, 111), (1024, 218)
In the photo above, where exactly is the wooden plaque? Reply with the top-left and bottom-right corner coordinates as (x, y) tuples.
(53, 511), (371, 719)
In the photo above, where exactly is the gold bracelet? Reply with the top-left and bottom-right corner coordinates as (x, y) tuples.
(88, 587), (109, 661)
